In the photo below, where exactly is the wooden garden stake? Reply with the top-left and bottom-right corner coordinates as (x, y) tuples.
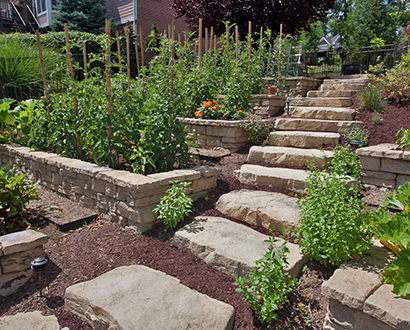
(170, 20), (175, 100)
(198, 18), (203, 68)
(64, 23), (83, 159)
(35, 30), (50, 120)
(248, 21), (252, 74)
(140, 27), (145, 68)
(235, 25), (239, 62)
(126, 29), (131, 89)
(116, 30), (122, 73)
(278, 23), (283, 76)
(210, 26), (214, 54)
(205, 27), (208, 54)
(82, 42), (88, 79)
(178, 34), (181, 43)
(134, 28), (140, 75)
(259, 26), (263, 60)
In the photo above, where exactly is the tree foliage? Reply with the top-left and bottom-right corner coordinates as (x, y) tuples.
(169, 0), (335, 38)
(51, 0), (106, 34)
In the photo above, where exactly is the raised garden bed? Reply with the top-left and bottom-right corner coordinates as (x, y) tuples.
(0, 144), (220, 232)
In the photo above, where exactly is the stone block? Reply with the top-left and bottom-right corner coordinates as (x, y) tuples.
(1, 246), (44, 274)
(396, 174), (410, 188)
(65, 265), (235, 330)
(361, 177), (396, 189)
(356, 144), (402, 159)
(364, 284), (410, 329)
(222, 136), (248, 144)
(0, 311), (64, 330)
(0, 268), (33, 297)
(105, 183), (116, 198)
(381, 158), (410, 175)
(360, 156), (381, 171)
(191, 177), (217, 192)
(321, 268), (383, 310)
(207, 136), (222, 147)
(361, 170), (396, 180)
(0, 230), (48, 256)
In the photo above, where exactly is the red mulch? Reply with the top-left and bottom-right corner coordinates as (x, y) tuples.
(1, 90), (408, 330)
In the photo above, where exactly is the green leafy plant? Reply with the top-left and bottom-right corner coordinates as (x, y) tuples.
(0, 164), (39, 234)
(366, 182), (410, 296)
(358, 85), (386, 113)
(297, 164), (371, 267)
(240, 114), (273, 145)
(326, 145), (362, 181)
(396, 127), (410, 151)
(371, 113), (383, 125)
(234, 232), (297, 323)
(153, 181), (193, 229)
(343, 122), (369, 147)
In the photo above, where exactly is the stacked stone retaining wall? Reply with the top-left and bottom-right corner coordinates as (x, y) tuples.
(249, 95), (285, 118)
(357, 144), (410, 189)
(0, 230), (47, 296)
(263, 77), (322, 97)
(0, 145), (220, 232)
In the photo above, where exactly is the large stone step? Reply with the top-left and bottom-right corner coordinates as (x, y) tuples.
(234, 164), (308, 191)
(65, 265), (235, 330)
(247, 145), (333, 168)
(269, 131), (340, 148)
(307, 90), (356, 98)
(172, 216), (307, 278)
(275, 118), (362, 133)
(290, 106), (356, 121)
(320, 83), (364, 91)
(289, 97), (352, 107)
(0, 311), (68, 330)
(215, 189), (300, 235)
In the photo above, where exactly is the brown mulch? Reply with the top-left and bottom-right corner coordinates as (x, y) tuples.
(1, 93), (407, 329)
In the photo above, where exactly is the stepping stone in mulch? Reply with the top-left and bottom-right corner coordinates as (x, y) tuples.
(0, 311), (68, 330)
(29, 188), (98, 229)
(172, 216), (307, 278)
(65, 265), (235, 330)
(215, 189), (300, 235)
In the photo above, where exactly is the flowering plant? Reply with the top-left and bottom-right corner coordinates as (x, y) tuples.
(195, 100), (247, 120)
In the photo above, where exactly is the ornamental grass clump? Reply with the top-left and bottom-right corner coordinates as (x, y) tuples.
(297, 162), (371, 267)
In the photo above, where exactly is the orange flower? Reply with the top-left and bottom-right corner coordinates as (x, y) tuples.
(238, 110), (243, 113)
(131, 145), (136, 149)
(203, 101), (211, 108)
(405, 206), (410, 211)
(194, 111), (199, 116)
(198, 112), (203, 117)
(213, 100), (217, 104)
(212, 106), (217, 110)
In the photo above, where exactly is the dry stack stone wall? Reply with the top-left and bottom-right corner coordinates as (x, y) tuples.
(0, 230), (48, 296)
(0, 145), (220, 232)
(249, 95), (285, 118)
(263, 77), (322, 97)
(357, 144), (410, 189)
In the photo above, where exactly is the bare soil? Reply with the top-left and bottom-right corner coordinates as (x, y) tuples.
(1, 95), (408, 329)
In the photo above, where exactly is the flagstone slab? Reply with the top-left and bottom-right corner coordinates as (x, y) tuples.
(172, 216), (306, 278)
(275, 118), (362, 133)
(269, 131), (340, 148)
(290, 106), (356, 121)
(65, 265), (235, 330)
(0, 311), (68, 330)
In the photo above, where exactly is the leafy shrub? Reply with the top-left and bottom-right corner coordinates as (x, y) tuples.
(343, 122), (369, 147)
(358, 85), (386, 113)
(396, 127), (410, 151)
(366, 182), (410, 296)
(371, 113), (383, 125)
(297, 165), (371, 267)
(234, 232), (297, 323)
(0, 164), (39, 234)
(240, 114), (273, 145)
(326, 145), (362, 181)
(153, 181), (193, 229)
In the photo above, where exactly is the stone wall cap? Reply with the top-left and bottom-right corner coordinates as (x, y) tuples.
(179, 117), (243, 127)
(364, 284), (410, 329)
(0, 230), (48, 255)
(356, 144), (403, 159)
(284, 76), (321, 82)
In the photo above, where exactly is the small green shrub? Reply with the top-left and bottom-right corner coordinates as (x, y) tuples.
(326, 145), (362, 181)
(358, 85), (386, 113)
(234, 232), (297, 323)
(297, 165), (371, 267)
(0, 164), (39, 234)
(153, 181), (193, 229)
(366, 182), (410, 296)
(396, 127), (410, 151)
(343, 122), (369, 147)
(240, 114), (273, 145)
(371, 113), (383, 125)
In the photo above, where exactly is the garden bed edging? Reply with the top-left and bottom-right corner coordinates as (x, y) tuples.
(0, 145), (220, 232)
(357, 143), (410, 189)
(0, 230), (48, 296)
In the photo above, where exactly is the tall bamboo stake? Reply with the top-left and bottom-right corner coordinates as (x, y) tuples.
(248, 21), (252, 74)
(170, 20), (175, 101)
(278, 23), (283, 76)
(126, 29), (131, 89)
(178, 34), (181, 43)
(64, 23), (83, 159)
(210, 27), (214, 54)
(116, 30), (122, 73)
(205, 27), (208, 54)
(105, 18), (113, 167)
(198, 18), (203, 68)
(35, 30), (50, 120)
(140, 27), (145, 68)
(168, 24), (171, 41)
(134, 27), (140, 75)
(235, 25), (239, 62)
(82, 42), (88, 79)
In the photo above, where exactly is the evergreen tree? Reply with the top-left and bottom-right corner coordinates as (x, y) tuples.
(51, 0), (106, 34)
